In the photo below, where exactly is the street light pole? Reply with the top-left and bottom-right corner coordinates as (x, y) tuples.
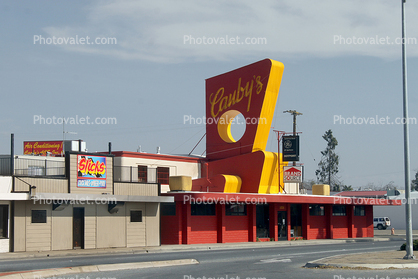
(283, 110), (302, 166)
(401, 0), (415, 260)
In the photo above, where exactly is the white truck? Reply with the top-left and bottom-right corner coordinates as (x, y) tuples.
(373, 217), (391, 230)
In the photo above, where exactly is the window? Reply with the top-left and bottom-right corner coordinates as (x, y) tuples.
(332, 205), (346, 216)
(309, 205), (325, 216)
(130, 210), (142, 222)
(28, 166), (45, 176)
(225, 204), (247, 216)
(0, 205), (8, 238)
(191, 204), (216, 216)
(161, 203), (176, 216)
(138, 165), (147, 182)
(354, 205), (365, 216)
(157, 167), (169, 184)
(31, 210), (47, 223)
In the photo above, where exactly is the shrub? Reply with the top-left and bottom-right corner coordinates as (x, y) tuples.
(400, 240), (418, 251)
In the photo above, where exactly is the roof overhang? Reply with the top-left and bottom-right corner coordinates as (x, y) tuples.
(162, 192), (401, 206)
(0, 193), (30, 201)
(31, 193), (174, 203)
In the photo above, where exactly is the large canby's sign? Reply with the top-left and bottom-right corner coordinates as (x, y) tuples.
(24, 141), (63, 155)
(192, 59), (287, 194)
(206, 59), (285, 160)
(77, 155), (107, 188)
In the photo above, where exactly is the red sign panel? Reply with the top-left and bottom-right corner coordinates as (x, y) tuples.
(24, 141), (63, 155)
(205, 59), (284, 160)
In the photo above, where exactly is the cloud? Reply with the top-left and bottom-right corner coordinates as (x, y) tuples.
(43, 0), (418, 62)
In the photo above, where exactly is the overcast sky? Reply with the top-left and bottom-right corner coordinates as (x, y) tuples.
(1, 0), (418, 189)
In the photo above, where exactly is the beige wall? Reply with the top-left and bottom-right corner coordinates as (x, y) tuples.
(96, 204), (126, 248)
(51, 205), (72, 250)
(114, 182), (158, 196)
(14, 177), (67, 193)
(13, 201), (159, 252)
(115, 157), (200, 181)
(84, 205), (96, 249)
(13, 201), (26, 252)
(145, 203), (160, 246)
(25, 202), (52, 252)
(126, 203), (146, 247)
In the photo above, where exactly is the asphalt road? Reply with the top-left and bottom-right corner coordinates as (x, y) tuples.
(1, 240), (417, 279)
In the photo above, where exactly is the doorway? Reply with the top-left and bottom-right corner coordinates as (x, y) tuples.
(277, 211), (287, 240)
(256, 204), (269, 238)
(73, 207), (85, 249)
(290, 204), (302, 237)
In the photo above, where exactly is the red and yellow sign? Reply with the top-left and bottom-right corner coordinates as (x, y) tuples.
(77, 155), (107, 188)
(206, 59), (284, 160)
(24, 141), (63, 155)
(192, 59), (287, 194)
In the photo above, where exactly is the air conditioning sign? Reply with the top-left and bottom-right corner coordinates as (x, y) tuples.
(283, 166), (302, 183)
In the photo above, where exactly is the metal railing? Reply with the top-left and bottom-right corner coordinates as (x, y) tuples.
(0, 157), (65, 177)
(113, 165), (158, 183)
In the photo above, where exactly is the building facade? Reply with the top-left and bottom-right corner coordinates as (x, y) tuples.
(0, 152), (172, 252)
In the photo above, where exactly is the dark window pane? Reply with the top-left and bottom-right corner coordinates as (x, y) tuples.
(332, 205), (346, 216)
(0, 205), (8, 238)
(138, 165), (147, 183)
(225, 204), (246, 216)
(31, 210), (47, 223)
(157, 167), (169, 184)
(354, 205), (365, 216)
(191, 204), (216, 216)
(130, 210), (142, 222)
(309, 205), (325, 216)
(161, 203), (176, 216)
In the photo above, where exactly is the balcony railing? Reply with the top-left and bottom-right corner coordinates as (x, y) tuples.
(113, 165), (158, 183)
(0, 157), (65, 177)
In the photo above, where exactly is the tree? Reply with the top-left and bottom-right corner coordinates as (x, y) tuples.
(315, 129), (340, 191)
(363, 181), (398, 191)
(341, 185), (353, 191)
(301, 179), (316, 190)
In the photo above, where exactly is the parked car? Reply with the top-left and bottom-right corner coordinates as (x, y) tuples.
(373, 217), (391, 230)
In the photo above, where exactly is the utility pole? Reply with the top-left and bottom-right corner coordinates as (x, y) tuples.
(401, 0), (415, 260)
(283, 110), (302, 166)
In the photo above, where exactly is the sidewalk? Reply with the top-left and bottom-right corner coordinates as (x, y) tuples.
(305, 229), (418, 269)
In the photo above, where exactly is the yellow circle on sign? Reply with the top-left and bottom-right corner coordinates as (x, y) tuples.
(217, 110), (245, 143)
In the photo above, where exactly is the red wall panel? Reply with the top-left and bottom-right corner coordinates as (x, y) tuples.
(161, 215), (181, 244)
(352, 215), (368, 237)
(331, 216), (349, 239)
(190, 216), (218, 244)
(224, 215), (249, 243)
(308, 215), (328, 239)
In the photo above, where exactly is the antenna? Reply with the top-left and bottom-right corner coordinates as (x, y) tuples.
(63, 119), (77, 140)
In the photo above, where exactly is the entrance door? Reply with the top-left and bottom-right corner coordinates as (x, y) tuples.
(73, 207), (85, 249)
(256, 204), (269, 238)
(277, 211), (287, 239)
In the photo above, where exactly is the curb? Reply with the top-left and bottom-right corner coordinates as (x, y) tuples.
(0, 237), (404, 260)
(0, 259), (199, 278)
(304, 253), (418, 270)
